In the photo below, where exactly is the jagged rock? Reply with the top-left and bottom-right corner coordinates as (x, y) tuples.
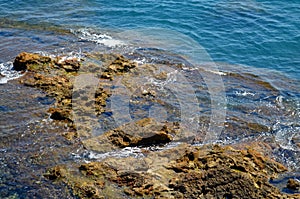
(82, 118), (179, 151)
(167, 145), (289, 199)
(56, 57), (81, 72)
(46, 144), (299, 199)
(13, 52), (298, 198)
(101, 55), (137, 79)
(287, 179), (300, 191)
(44, 165), (67, 180)
(13, 52), (52, 71)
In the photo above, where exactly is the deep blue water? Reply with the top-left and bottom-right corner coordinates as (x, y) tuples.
(0, 0), (299, 79)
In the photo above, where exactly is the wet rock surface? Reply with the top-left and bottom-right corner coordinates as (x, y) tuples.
(15, 52), (135, 136)
(5, 52), (299, 198)
(82, 118), (179, 152)
(45, 144), (299, 199)
(287, 179), (300, 191)
(13, 52), (52, 71)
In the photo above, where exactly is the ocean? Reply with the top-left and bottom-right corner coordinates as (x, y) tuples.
(0, 0), (299, 78)
(0, 0), (299, 198)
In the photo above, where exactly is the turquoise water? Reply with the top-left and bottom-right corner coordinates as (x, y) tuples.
(0, 0), (299, 78)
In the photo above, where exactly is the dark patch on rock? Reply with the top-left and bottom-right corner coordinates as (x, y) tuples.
(104, 118), (178, 148)
(48, 107), (71, 121)
(44, 165), (67, 180)
(287, 179), (300, 191)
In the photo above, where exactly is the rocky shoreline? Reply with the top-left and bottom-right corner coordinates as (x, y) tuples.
(9, 52), (300, 198)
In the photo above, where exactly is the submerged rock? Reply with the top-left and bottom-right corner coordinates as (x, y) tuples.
(16, 52), (136, 130)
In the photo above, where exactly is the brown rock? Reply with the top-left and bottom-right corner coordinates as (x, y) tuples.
(13, 52), (51, 71)
(46, 144), (298, 199)
(79, 162), (117, 179)
(101, 55), (137, 79)
(44, 165), (66, 180)
(56, 58), (81, 72)
(166, 145), (289, 199)
(105, 118), (178, 148)
(287, 179), (300, 190)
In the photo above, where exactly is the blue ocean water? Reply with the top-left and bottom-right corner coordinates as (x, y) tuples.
(0, 0), (299, 79)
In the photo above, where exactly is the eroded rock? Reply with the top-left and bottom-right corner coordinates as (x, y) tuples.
(82, 118), (180, 152)
(16, 52), (136, 130)
(100, 55), (137, 79)
(13, 52), (52, 71)
(13, 52), (299, 198)
(46, 144), (299, 199)
(287, 179), (300, 191)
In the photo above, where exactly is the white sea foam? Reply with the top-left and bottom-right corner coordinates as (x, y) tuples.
(274, 126), (300, 152)
(133, 58), (147, 65)
(0, 62), (23, 84)
(71, 28), (125, 47)
(235, 90), (255, 97)
(85, 147), (144, 161)
(34, 50), (83, 62)
(205, 69), (227, 76)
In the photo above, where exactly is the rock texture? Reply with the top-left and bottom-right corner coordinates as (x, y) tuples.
(15, 52), (136, 139)
(45, 144), (299, 199)
(82, 117), (180, 153)
(287, 179), (300, 191)
(12, 52), (299, 199)
(13, 52), (52, 71)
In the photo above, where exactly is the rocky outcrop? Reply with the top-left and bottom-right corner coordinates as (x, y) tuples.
(45, 144), (299, 199)
(287, 179), (300, 191)
(105, 118), (178, 147)
(167, 145), (289, 199)
(13, 52), (52, 71)
(99, 55), (137, 80)
(13, 52), (82, 72)
(56, 57), (81, 72)
(15, 52), (136, 136)
(13, 52), (299, 198)
(82, 118), (180, 152)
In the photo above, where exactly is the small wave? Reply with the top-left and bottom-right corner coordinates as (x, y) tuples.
(0, 62), (23, 84)
(79, 147), (144, 162)
(235, 90), (255, 97)
(71, 28), (125, 48)
(275, 126), (300, 152)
